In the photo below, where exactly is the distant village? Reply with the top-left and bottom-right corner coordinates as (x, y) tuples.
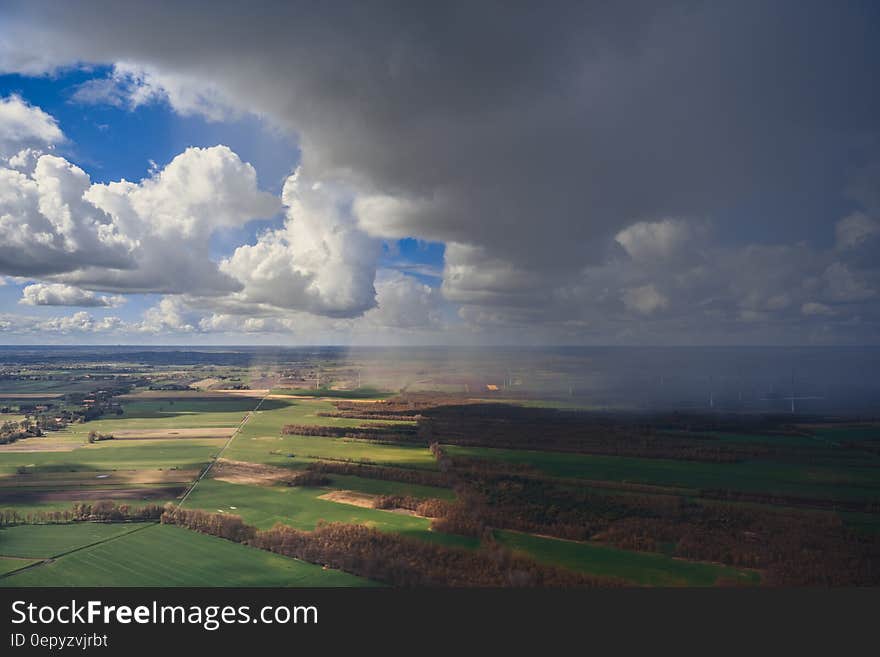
(0, 379), (126, 445)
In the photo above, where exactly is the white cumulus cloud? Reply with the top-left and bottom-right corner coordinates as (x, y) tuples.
(835, 212), (880, 250)
(0, 94), (63, 158)
(20, 282), (125, 307)
(220, 170), (381, 317)
(622, 284), (669, 315)
(615, 219), (696, 262)
(801, 301), (835, 316)
(0, 154), (134, 277)
(64, 145), (280, 294)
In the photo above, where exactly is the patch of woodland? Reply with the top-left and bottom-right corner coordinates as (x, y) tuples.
(372, 495), (451, 517)
(0, 420), (42, 445)
(161, 506), (256, 542)
(160, 506), (623, 587)
(426, 462), (880, 585)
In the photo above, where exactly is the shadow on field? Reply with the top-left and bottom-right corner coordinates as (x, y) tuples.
(118, 398), (292, 420)
(0, 486), (184, 503)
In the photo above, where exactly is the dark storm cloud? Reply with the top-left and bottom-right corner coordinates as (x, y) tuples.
(1, 0), (879, 342)
(3, 3), (876, 249)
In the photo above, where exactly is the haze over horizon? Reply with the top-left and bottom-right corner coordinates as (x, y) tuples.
(0, 1), (879, 346)
(2, 343), (878, 415)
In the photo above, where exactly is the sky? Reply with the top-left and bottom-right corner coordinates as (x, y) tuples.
(0, 0), (878, 346)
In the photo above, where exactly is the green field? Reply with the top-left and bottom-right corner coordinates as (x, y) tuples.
(186, 479), (430, 534)
(0, 379), (95, 394)
(810, 426), (880, 442)
(444, 446), (880, 503)
(226, 434), (436, 471)
(0, 440), (221, 475)
(238, 398), (415, 433)
(0, 523), (372, 587)
(685, 431), (825, 449)
(226, 398), (432, 469)
(494, 531), (760, 587)
(186, 480), (478, 550)
(0, 522), (150, 558)
(66, 399), (259, 436)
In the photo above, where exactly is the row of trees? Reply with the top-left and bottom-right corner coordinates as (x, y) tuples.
(372, 495), (450, 518)
(0, 501), (164, 527)
(306, 459), (451, 488)
(331, 394), (479, 417)
(160, 506), (255, 542)
(287, 471), (332, 487)
(430, 442), (452, 473)
(281, 423), (419, 441)
(318, 411), (422, 422)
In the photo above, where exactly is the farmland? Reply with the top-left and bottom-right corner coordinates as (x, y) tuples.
(443, 445), (880, 504)
(0, 346), (877, 587)
(0, 524), (371, 587)
(494, 531), (760, 587)
(0, 522), (146, 558)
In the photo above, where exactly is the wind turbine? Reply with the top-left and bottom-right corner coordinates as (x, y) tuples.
(782, 371), (824, 414)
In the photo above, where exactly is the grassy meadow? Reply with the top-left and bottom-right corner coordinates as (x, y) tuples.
(0, 523), (371, 587)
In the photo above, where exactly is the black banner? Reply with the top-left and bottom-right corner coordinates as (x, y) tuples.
(1, 588), (877, 653)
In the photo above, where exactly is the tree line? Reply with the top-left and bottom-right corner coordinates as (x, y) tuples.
(0, 501), (164, 526)
(306, 459), (451, 488)
(318, 411), (423, 422)
(281, 423), (419, 442)
(372, 495), (450, 518)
